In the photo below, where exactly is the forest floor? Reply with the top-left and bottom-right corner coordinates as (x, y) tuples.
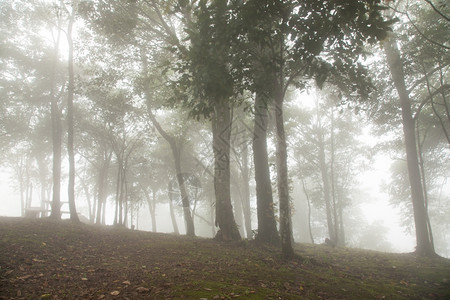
(0, 217), (449, 300)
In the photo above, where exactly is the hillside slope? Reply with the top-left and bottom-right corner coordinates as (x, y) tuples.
(0, 217), (449, 299)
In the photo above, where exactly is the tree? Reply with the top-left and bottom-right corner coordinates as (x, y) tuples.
(253, 92), (280, 244)
(140, 48), (197, 236)
(176, 0), (242, 240)
(0, 0), (72, 219)
(237, 0), (391, 257)
(66, 0), (80, 222)
(380, 2), (440, 256)
(290, 87), (368, 246)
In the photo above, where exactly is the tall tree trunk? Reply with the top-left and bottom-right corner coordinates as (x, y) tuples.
(151, 188), (157, 232)
(96, 150), (111, 225)
(141, 184), (157, 232)
(66, 7), (79, 222)
(232, 185), (245, 238)
(416, 124), (435, 252)
(18, 161), (25, 217)
(330, 108), (339, 246)
(299, 172), (314, 244)
(318, 129), (336, 243)
(148, 108), (195, 236)
(168, 190), (179, 235)
(36, 155), (48, 215)
(212, 100), (241, 241)
(253, 92), (280, 244)
(338, 201), (345, 246)
(27, 181), (33, 210)
(174, 156), (196, 236)
(141, 50), (195, 236)
(78, 175), (92, 222)
(114, 160), (121, 225)
(240, 142), (252, 239)
(383, 34), (435, 256)
(274, 92), (294, 258)
(50, 96), (62, 220)
(50, 0), (64, 220)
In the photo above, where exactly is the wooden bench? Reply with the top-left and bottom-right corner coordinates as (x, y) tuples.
(24, 207), (50, 218)
(24, 207), (70, 218)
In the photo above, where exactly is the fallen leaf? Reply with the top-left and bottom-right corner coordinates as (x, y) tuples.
(110, 291), (120, 296)
(17, 275), (32, 281)
(136, 287), (150, 293)
(40, 294), (51, 299)
(81, 277), (88, 281)
(123, 280), (131, 285)
(204, 288), (213, 291)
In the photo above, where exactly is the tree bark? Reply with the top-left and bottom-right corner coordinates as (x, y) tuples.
(299, 171), (314, 244)
(168, 190), (179, 235)
(318, 132), (336, 243)
(96, 149), (111, 224)
(49, 7), (63, 219)
(253, 91), (280, 244)
(141, 50), (195, 236)
(274, 93), (294, 258)
(147, 108), (196, 236)
(240, 142), (252, 239)
(150, 188), (157, 232)
(66, 7), (79, 222)
(212, 100), (241, 241)
(383, 34), (435, 256)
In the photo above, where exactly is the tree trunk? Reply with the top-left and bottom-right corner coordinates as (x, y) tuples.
(253, 91), (280, 244)
(18, 162), (25, 217)
(240, 142), (252, 239)
(151, 188), (157, 232)
(174, 156), (196, 236)
(299, 172), (314, 244)
(318, 129), (336, 243)
(96, 150), (111, 224)
(416, 126), (435, 252)
(338, 201), (345, 246)
(114, 160), (122, 225)
(49, 0), (64, 220)
(36, 155), (48, 216)
(232, 184), (245, 238)
(383, 34), (435, 256)
(168, 191), (179, 235)
(330, 108), (339, 245)
(141, 46), (195, 235)
(212, 100), (241, 241)
(50, 91), (62, 219)
(274, 93), (294, 258)
(66, 8), (79, 222)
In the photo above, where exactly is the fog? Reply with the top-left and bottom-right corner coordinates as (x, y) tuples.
(1, 0), (449, 259)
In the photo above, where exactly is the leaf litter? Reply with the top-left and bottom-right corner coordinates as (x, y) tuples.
(0, 217), (449, 299)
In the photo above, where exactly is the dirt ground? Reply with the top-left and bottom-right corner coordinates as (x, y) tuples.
(0, 217), (449, 299)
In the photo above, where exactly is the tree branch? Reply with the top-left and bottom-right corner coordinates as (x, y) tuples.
(423, 0), (450, 22)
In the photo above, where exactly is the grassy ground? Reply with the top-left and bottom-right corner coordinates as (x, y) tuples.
(0, 217), (449, 299)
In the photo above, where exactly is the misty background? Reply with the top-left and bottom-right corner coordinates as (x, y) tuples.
(0, 0), (448, 258)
